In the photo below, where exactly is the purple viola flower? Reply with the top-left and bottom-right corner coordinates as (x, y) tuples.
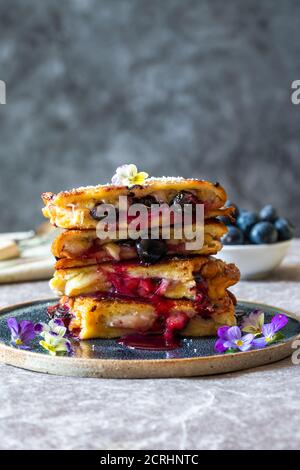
(253, 314), (288, 349)
(7, 317), (36, 349)
(215, 325), (254, 353)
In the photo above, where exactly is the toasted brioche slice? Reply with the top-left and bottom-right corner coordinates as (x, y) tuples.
(42, 178), (233, 229)
(50, 293), (236, 340)
(50, 256), (240, 301)
(52, 219), (227, 264)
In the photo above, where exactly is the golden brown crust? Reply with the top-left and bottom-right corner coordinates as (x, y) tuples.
(42, 178), (227, 205)
(182, 295), (236, 336)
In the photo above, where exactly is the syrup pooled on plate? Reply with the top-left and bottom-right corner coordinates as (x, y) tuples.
(117, 333), (180, 351)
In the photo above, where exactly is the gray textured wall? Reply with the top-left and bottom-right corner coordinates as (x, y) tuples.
(0, 0), (300, 231)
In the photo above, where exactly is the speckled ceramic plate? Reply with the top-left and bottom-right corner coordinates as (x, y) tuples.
(0, 299), (299, 378)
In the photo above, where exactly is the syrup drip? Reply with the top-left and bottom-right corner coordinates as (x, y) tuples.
(47, 303), (73, 328)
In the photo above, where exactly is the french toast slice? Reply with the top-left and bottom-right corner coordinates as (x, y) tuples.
(52, 219), (227, 263)
(49, 292), (236, 340)
(50, 255), (240, 301)
(42, 178), (234, 229)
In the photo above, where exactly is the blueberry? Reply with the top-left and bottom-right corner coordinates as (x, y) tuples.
(259, 204), (278, 222)
(136, 239), (167, 264)
(249, 222), (278, 244)
(132, 195), (157, 207)
(221, 226), (244, 245)
(274, 218), (294, 241)
(90, 204), (106, 221)
(236, 211), (259, 234)
(90, 205), (119, 222)
(170, 191), (199, 207)
(90, 206), (102, 220)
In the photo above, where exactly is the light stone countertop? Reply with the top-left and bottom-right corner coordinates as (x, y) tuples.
(0, 241), (299, 450)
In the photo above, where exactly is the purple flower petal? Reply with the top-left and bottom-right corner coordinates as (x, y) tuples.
(7, 318), (20, 337)
(53, 318), (64, 326)
(20, 320), (33, 329)
(262, 323), (275, 339)
(239, 334), (254, 351)
(239, 343), (252, 352)
(252, 337), (268, 349)
(271, 314), (288, 333)
(18, 344), (31, 350)
(217, 326), (230, 340)
(19, 321), (36, 342)
(65, 340), (72, 354)
(223, 340), (237, 349)
(34, 323), (44, 334)
(243, 333), (255, 344)
(226, 326), (242, 342)
(214, 338), (228, 353)
(8, 318), (35, 346)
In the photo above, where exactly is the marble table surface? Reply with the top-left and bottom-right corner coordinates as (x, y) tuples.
(0, 241), (299, 450)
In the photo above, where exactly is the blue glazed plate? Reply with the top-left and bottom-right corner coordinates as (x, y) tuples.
(0, 299), (299, 378)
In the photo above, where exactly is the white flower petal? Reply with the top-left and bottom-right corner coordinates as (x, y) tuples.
(111, 164), (147, 187)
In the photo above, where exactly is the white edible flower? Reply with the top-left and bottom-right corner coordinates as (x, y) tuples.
(35, 318), (67, 338)
(111, 164), (149, 187)
(39, 331), (72, 356)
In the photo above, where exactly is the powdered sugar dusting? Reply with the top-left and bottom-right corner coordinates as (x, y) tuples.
(63, 176), (204, 194)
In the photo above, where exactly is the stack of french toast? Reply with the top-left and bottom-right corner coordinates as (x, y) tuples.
(42, 171), (240, 345)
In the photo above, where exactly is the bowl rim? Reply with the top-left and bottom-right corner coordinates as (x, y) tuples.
(221, 239), (292, 251)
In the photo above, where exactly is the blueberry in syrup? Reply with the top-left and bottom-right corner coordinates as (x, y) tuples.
(259, 204), (278, 223)
(132, 195), (157, 207)
(221, 225), (244, 245)
(194, 272), (205, 284)
(136, 239), (167, 264)
(170, 191), (199, 207)
(236, 211), (259, 234)
(249, 221), (278, 244)
(90, 205), (119, 221)
(274, 217), (294, 241)
(90, 204), (104, 221)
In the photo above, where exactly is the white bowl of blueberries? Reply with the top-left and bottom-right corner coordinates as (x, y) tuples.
(218, 203), (294, 280)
